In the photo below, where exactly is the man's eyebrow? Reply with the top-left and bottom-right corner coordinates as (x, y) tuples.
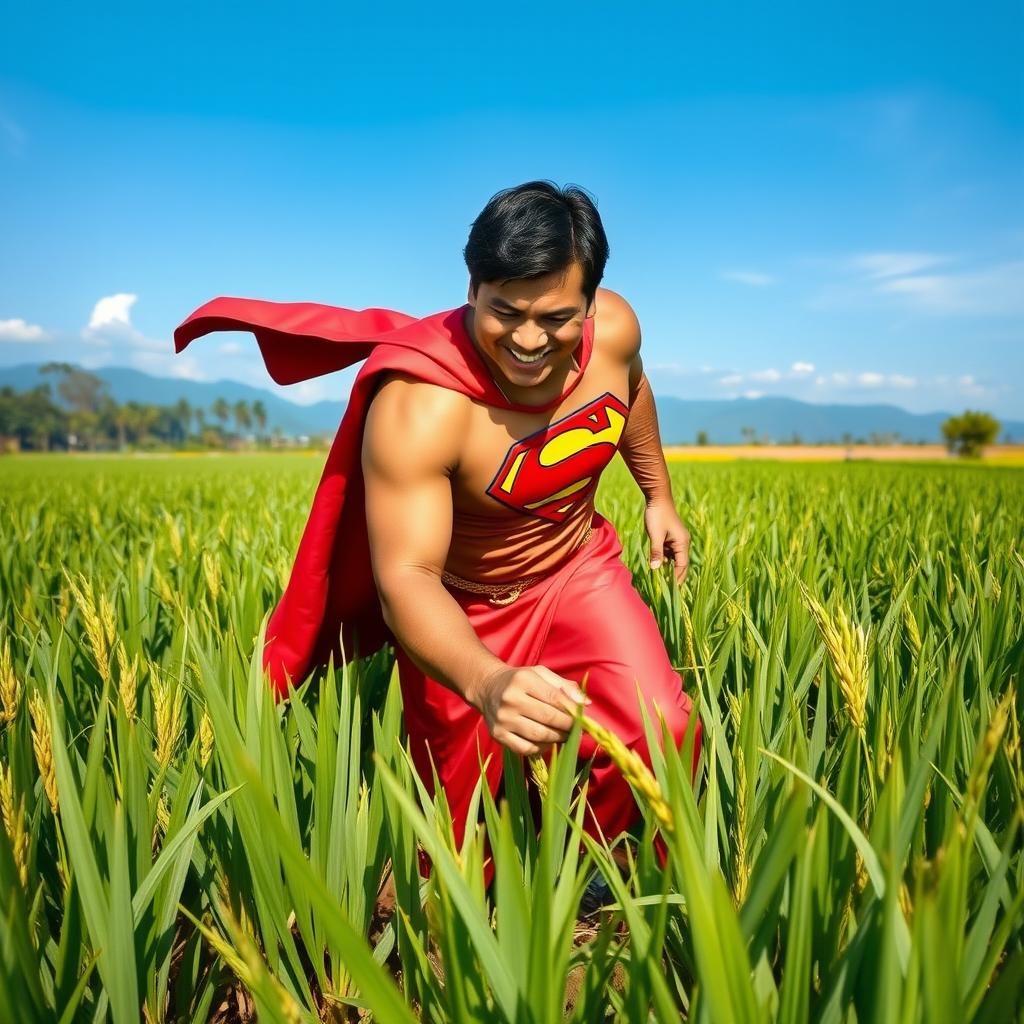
(491, 298), (578, 316)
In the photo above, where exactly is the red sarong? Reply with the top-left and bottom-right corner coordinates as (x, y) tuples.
(398, 509), (701, 885)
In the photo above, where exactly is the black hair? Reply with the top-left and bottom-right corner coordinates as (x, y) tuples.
(463, 180), (610, 308)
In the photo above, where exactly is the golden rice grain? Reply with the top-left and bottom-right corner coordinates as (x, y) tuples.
(116, 642), (139, 721)
(0, 765), (29, 887)
(576, 709), (674, 834)
(202, 550), (222, 604)
(199, 709), (215, 769)
(164, 512), (183, 561)
(63, 571), (115, 681)
(732, 748), (750, 906)
(902, 602), (922, 662)
(798, 581), (869, 735)
(0, 638), (20, 728)
(28, 691), (58, 816)
(152, 673), (183, 767)
(528, 753), (549, 798)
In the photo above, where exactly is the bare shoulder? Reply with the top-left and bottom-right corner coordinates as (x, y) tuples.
(593, 287), (641, 364)
(363, 370), (470, 476)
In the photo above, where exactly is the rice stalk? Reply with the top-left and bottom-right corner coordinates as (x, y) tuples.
(63, 570), (116, 680)
(0, 637), (20, 727)
(576, 708), (674, 834)
(199, 709), (214, 769)
(528, 753), (549, 798)
(152, 670), (183, 767)
(732, 748), (750, 905)
(202, 550), (221, 604)
(0, 764), (29, 887)
(902, 602), (922, 662)
(164, 511), (183, 560)
(797, 580), (869, 734)
(116, 642), (138, 721)
(28, 690), (58, 816)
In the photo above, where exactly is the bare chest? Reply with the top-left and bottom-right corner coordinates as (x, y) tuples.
(451, 348), (631, 524)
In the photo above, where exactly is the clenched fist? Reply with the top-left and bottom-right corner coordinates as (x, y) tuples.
(467, 665), (591, 757)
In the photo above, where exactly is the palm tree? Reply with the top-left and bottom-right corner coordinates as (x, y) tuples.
(233, 399), (252, 441)
(100, 396), (130, 450)
(173, 398), (192, 445)
(212, 398), (230, 434)
(138, 405), (161, 446)
(251, 399), (267, 444)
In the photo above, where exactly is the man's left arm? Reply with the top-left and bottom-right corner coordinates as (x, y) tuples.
(622, 352), (674, 506)
(602, 290), (690, 582)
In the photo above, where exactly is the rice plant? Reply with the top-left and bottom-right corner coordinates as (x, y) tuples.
(0, 453), (1021, 1021)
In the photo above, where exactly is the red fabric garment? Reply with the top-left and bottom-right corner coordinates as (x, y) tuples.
(398, 509), (701, 888)
(172, 296), (595, 694)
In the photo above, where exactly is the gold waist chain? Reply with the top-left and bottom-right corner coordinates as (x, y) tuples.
(441, 523), (594, 605)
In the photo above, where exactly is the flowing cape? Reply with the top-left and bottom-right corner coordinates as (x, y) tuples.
(173, 296), (595, 695)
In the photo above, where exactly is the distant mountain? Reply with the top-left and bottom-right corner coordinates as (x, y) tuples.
(653, 395), (1024, 445)
(2, 363), (1021, 444)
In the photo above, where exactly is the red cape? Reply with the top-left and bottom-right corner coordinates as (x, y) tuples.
(173, 296), (596, 696)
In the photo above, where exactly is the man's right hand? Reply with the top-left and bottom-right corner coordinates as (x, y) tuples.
(468, 665), (592, 757)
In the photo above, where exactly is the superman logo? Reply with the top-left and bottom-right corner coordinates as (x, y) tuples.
(486, 392), (630, 522)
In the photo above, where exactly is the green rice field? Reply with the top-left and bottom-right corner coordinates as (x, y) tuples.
(0, 453), (1022, 1022)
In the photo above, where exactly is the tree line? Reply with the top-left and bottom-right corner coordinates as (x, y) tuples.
(0, 364), (287, 452)
(693, 414), (1003, 455)
(0, 364), (1007, 457)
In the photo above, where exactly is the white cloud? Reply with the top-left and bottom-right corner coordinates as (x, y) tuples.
(219, 341), (244, 356)
(874, 262), (1024, 316)
(851, 252), (951, 280)
(82, 292), (167, 351)
(692, 364), (932, 401)
(721, 270), (775, 287)
(88, 293), (137, 331)
(0, 317), (49, 343)
(827, 371), (918, 390)
(821, 252), (1024, 317)
(954, 374), (990, 396)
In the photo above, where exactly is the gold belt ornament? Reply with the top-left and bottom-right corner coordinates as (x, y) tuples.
(441, 524), (594, 605)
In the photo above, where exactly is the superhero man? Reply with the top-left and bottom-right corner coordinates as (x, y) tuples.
(174, 180), (702, 891)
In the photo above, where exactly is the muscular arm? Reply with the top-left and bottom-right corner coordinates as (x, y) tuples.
(361, 373), (507, 705)
(599, 291), (674, 504)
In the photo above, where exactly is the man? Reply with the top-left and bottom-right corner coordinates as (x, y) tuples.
(173, 180), (701, 885)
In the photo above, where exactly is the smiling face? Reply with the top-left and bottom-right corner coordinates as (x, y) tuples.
(465, 261), (596, 396)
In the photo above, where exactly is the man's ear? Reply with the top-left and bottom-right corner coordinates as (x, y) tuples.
(466, 280), (477, 306)
(585, 295), (596, 319)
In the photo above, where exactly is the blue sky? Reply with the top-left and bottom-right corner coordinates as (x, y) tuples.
(1, 1), (1021, 417)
